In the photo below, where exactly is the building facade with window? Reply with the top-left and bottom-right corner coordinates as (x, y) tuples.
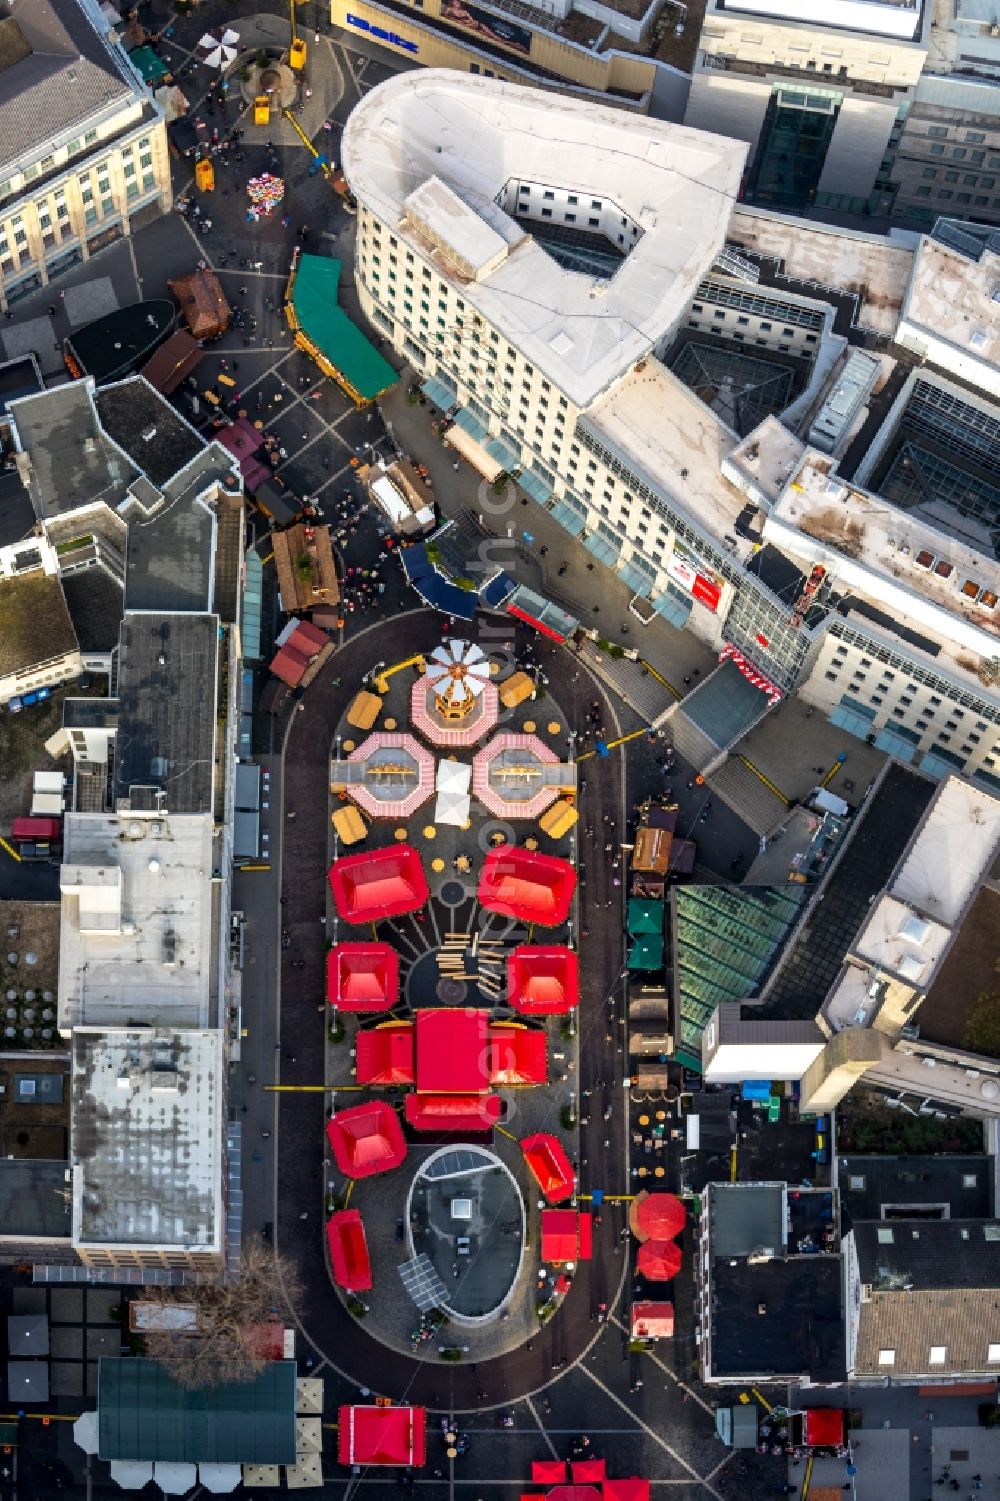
(0, 0), (171, 311)
(344, 73), (1000, 787)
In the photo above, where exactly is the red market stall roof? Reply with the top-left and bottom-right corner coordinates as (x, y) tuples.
(326, 942), (399, 1012)
(326, 1101), (406, 1179)
(547, 1487), (600, 1501)
(629, 1192), (686, 1244)
(531, 1460), (567, 1483)
(11, 816), (60, 841)
(571, 1459), (606, 1483)
(488, 1024), (548, 1086)
(507, 946), (579, 1015)
(415, 1008), (490, 1093)
(478, 846), (576, 927)
(338, 1405), (426, 1467)
(540, 1209), (593, 1264)
(328, 844), (429, 923)
(631, 1301), (675, 1339)
(404, 1092), (502, 1132)
(804, 1409), (846, 1448)
(325, 1209), (372, 1292)
(270, 618), (328, 687)
(636, 1238), (683, 1282)
(355, 1024), (415, 1086)
(604, 1482), (651, 1501)
(521, 1132), (575, 1204)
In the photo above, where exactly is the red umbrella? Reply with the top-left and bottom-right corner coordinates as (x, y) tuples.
(630, 1192), (686, 1243)
(637, 1239), (682, 1282)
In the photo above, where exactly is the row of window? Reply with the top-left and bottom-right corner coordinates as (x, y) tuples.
(0, 129), (101, 200)
(827, 626), (1000, 724)
(696, 280), (825, 331)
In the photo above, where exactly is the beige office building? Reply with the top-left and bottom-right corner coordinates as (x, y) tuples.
(0, 0), (171, 310)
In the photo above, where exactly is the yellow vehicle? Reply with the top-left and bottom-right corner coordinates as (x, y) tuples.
(373, 656), (426, 695)
(194, 157), (215, 192)
(254, 95), (270, 126)
(289, 37), (307, 69)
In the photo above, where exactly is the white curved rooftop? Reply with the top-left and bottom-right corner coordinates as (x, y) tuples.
(342, 70), (748, 409)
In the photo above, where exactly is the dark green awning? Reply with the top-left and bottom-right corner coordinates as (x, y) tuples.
(97, 1358), (297, 1464)
(291, 254), (397, 401)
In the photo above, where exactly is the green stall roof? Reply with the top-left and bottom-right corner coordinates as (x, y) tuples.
(292, 254), (398, 401)
(128, 45), (168, 83)
(627, 898), (663, 935)
(627, 934), (664, 970)
(97, 1357), (297, 1464)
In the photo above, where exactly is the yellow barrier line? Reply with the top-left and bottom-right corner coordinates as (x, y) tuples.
(260, 551), (274, 566)
(265, 1084), (364, 1092)
(495, 1125), (518, 1142)
(0, 836), (21, 863)
(640, 660), (681, 701)
(751, 1385), (773, 1413)
(801, 1452), (815, 1501)
(730, 1145), (737, 1182)
(737, 755), (791, 807)
(820, 761), (841, 789)
(343, 1178), (354, 1207)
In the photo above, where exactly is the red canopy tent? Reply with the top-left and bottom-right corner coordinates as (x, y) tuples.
(404, 1093), (502, 1132)
(326, 942), (399, 1012)
(636, 1239), (683, 1281)
(478, 846), (576, 927)
(338, 1405), (427, 1466)
(631, 1301), (675, 1339)
(628, 1192), (686, 1244)
(488, 1024), (548, 1085)
(604, 1482), (651, 1501)
(414, 1009), (490, 1093)
(540, 1209), (593, 1264)
(325, 1209), (372, 1291)
(506, 945), (579, 1015)
(328, 845), (429, 923)
(803, 1409), (846, 1448)
(521, 1132), (575, 1204)
(571, 1459), (606, 1482)
(531, 1460), (567, 1483)
(326, 1101), (406, 1179)
(547, 1487), (600, 1501)
(355, 1024), (415, 1085)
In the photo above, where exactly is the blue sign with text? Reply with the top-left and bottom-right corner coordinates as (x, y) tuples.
(346, 13), (419, 51)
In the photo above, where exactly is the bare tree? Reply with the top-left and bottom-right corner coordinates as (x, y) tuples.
(142, 1236), (305, 1391)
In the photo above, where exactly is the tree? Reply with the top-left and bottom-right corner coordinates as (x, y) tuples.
(142, 1235), (305, 1390)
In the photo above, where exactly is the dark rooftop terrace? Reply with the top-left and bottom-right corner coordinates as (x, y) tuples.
(839, 1154), (994, 1223)
(114, 613), (218, 815)
(710, 1253), (845, 1381)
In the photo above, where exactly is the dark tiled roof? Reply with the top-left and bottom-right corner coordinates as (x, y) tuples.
(855, 1218), (1000, 1290)
(758, 763), (936, 1021)
(839, 1155), (994, 1223)
(711, 1255), (845, 1381)
(95, 379), (203, 490)
(61, 566), (123, 654)
(213, 493), (244, 626)
(0, 0), (132, 177)
(114, 612), (217, 814)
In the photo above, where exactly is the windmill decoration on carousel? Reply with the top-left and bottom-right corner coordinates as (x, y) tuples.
(424, 640), (491, 722)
